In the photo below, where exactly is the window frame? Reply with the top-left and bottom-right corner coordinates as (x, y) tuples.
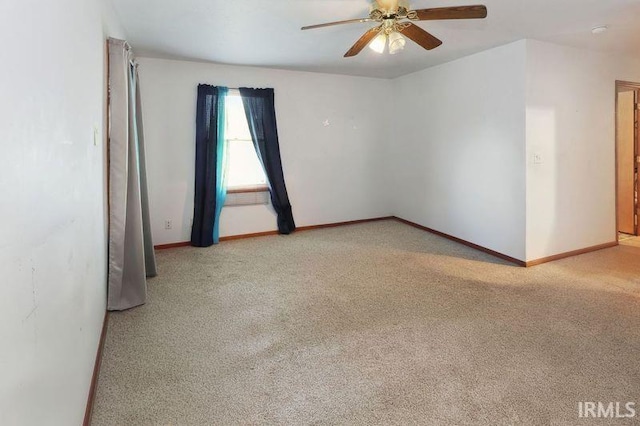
(226, 184), (269, 194)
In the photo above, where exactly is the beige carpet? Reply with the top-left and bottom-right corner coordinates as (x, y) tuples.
(92, 220), (640, 425)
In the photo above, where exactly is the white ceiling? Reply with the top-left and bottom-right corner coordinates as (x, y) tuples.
(111, 0), (640, 79)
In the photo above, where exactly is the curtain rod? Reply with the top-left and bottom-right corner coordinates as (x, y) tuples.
(200, 86), (271, 93)
(226, 87), (267, 92)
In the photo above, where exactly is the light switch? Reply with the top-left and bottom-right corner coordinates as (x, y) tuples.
(533, 152), (543, 164)
(93, 125), (99, 146)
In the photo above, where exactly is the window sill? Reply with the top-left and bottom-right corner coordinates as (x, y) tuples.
(226, 185), (269, 194)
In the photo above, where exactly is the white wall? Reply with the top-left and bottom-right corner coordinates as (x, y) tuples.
(138, 58), (393, 245)
(142, 41), (640, 263)
(0, 1), (124, 424)
(525, 40), (640, 261)
(389, 41), (528, 261)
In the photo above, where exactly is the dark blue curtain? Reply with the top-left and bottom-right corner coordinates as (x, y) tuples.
(239, 88), (296, 234)
(191, 85), (227, 247)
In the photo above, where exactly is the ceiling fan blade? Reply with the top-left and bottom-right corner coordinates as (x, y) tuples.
(344, 26), (383, 57)
(413, 5), (487, 21)
(302, 18), (374, 31)
(400, 23), (442, 50)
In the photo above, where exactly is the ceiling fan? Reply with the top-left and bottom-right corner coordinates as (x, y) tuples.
(301, 0), (487, 57)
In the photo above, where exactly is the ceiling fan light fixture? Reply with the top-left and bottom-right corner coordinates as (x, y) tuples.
(304, 2), (488, 58)
(369, 32), (387, 54)
(388, 31), (406, 54)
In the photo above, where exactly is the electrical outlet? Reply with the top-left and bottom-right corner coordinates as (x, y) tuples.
(165, 220), (172, 230)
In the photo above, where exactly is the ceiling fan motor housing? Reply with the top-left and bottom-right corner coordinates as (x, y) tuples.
(371, 0), (410, 14)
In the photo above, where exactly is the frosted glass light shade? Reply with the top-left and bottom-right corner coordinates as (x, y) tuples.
(369, 32), (387, 54)
(388, 32), (406, 54)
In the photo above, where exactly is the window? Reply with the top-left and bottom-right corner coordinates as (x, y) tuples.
(224, 93), (267, 192)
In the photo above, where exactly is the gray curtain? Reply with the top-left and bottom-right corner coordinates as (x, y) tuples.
(107, 38), (157, 311)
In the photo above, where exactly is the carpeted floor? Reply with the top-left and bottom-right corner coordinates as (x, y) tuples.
(92, 220), (640, 425)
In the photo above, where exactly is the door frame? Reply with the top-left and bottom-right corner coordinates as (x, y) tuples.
(615, 80), (640, 240)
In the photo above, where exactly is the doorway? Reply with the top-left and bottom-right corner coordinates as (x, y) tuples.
(616, 81), (640, 240)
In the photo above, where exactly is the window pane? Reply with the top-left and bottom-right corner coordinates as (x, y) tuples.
(224, 94), (267, 189)
(225, 95), (252, 141)
(226, 140), (267, 188)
